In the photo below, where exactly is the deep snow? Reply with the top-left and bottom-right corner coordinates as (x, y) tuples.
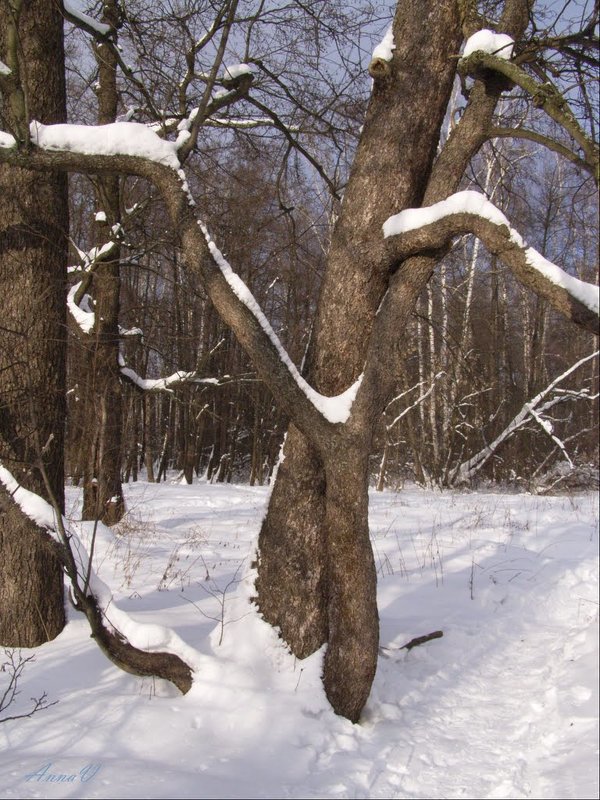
(0, 480), (598, 799)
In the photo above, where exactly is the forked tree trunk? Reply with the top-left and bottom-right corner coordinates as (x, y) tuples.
(256, 0), (463, 663)
(257, 0), (532, 720)
(0, 0), (68, 645)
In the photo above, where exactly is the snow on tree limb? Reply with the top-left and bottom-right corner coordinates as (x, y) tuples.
(66, 258), (226, 394)
(62, 1), (111, 37)
(119, 361), (220, 393)
(0, 119), (359, 438)
(462, 30), (514, 60)
(197, 218), (363, 424)
(0, 463), (196, 693)
(459, 47), (599, 180)
(67, 282), (95, 333)
(451, 351), (599, 485)
(384, 191), (599, 335)
(369, 23), (396, 79)
(29, 120), (182, 170)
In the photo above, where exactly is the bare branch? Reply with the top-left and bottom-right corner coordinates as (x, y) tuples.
(0, 463), (194, 695)
(459, 50), (599, 179)
(450, 351), (599, 485)
(487, 125), (594, 179)
(0, 649), (57, 724)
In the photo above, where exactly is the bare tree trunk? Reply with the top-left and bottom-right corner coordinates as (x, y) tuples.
(0, 487), (65, 646)
(321, 444), (377, 722)
(0, 0), (68, 645)
(426, 283), (440, 478)
(256, 0), (463, 661)
(257, 0), (533, 719)
(81, 0), (125, 525)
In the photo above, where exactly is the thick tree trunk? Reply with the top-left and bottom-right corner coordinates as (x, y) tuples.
(256, 426), (328, 657)
(0, 0), (68, 645)
(256, 0), (462, 661)
(0, 487), (65, 646)
(321, 443), (378, 722)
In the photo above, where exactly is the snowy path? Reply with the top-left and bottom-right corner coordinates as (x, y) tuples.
(0, 483), (597, 799)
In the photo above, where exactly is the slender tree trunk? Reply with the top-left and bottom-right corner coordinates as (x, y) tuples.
(256, 0), (463, 660)
(0, 0), (68, 645)
(81, 0), (125, 525)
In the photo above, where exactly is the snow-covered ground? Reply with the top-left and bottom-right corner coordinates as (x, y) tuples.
(1, 480), (598, 799)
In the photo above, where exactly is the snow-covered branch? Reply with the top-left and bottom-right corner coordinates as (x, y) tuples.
(451, 350), (599, 485)
(0, 464), (196, 693)
(0, 119), (356, 443)
(67, 282), (95, 333)
(384, 191), (599, 335)
(459, 35), (599, 180)
(369, 22), (396, 79)
(62, 1), (111, 38)
(119, 362), (221, 393)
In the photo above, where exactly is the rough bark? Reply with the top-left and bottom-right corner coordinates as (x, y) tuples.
(321, 440), (378, 722)
(81, 593), (193, 694)
(0, 487), (65, 646)
(255, 0), (463, 665)
(386, 209), (599, 335)
(0, 0), (68, 646)
(257, 0), (536, 719)
(81, 0), (125, 525)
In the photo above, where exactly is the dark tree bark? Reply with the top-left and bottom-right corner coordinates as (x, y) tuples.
(80, 0), (125, 525)
(255, 0), (463, 663)
(256, 0), (535, 720)
(0, 0), (68, 646)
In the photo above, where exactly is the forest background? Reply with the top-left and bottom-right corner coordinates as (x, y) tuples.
(57, 0), (598, 496)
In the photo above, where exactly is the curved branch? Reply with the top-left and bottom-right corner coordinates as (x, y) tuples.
(0, 466), (193, 694)
(459, 50), (599, 178)
(155, 174), (354, 434)
(384, 191), (599, 335)
(62, 2), (111, 40)
(487, 125), (594, 179)
(0, 127), (345, 441)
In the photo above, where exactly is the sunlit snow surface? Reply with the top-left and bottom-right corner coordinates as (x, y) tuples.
(29, 121), (181, 169)
(1, 480), (597, 799)
(372, 24), (396, 62)
(462, 29), (514, 60)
